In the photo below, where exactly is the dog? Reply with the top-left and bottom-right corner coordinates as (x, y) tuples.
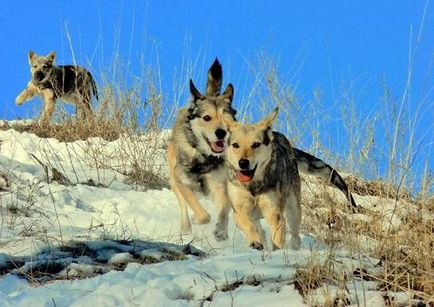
(167, 58), (235, 241)
(223, 107), (302, 250)
(15, 51), (98, 127)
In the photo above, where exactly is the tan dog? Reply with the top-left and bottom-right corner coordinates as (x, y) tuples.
(16, 51), (97, 127)
(223, 108), (302, 250)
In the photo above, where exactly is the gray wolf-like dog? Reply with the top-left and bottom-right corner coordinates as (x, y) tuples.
(167, 58), (235, 241)
(15, 51), (98, 127)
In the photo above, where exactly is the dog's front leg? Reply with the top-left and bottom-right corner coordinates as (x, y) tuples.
(39, 89), (55, 127)
(15, 82), (37, 105)
(233, 206), (264, 250)
(257, 194), (286, 250)
(228, 182), (264, 249)
(177, 185), (211, 225)
(205, 172), (230, 241)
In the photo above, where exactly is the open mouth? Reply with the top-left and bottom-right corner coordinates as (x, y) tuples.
(236, 165), (257, 183)
(203, 134), (225, 153)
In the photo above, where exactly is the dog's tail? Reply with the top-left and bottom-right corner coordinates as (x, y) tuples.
(88, 72), (99, 100)
(293, 147), (358, 212)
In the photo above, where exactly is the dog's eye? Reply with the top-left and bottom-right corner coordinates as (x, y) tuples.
(42, 64), (47, 69)
(232, 143), (239, 149)
(252, 142), (261, 148)
(203, 115), (211, 122)
(33, 65), (37, 68)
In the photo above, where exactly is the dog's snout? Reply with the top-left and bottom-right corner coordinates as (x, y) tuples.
(35, 71), (44, 81)
(215, 128), (226, 140)
(238, 159), (250, 170)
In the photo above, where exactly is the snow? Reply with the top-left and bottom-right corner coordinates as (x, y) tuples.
(0, 251), (308, 306)
(0, 123), (422, 306)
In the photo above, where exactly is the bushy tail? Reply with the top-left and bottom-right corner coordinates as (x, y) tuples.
(293, 147), (358, 212)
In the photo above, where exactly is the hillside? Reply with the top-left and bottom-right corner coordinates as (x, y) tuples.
(0, 121), (432, 306)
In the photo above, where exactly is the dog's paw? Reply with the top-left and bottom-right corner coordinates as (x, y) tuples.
(192, 213), (211, 225)
(213, 227), (228, 241)
(15, 96), (24, 105)
(249, 242), (264, 250)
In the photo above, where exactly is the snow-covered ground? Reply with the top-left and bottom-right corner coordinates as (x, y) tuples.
(0, 122), (427, 306)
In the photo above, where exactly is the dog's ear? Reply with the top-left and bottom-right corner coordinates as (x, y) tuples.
(222, 83), (234, 102)
(47, 51), (56, 63)
(220, 108), (238, 131)
(206, 58), (222, 96)
(28, 51), (36, 64)
(258, 107), (279, 130)
(190, 79), (203, 101)
(257, 108), (278, 144)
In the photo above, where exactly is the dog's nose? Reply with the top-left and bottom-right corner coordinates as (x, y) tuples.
(215, 128), (227, 140)
(238, 159), (250, 170)
(35, 72), (44, 81)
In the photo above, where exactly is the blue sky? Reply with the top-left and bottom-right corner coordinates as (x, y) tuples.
(0, 1), (433, 188)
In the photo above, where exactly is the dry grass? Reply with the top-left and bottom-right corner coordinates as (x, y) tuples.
(345, 176), (412, 201)
(291, 245), (355, 307)
(299, 176), (434, 304)
(375, 217), (434, 300)
(12, 119), (123, 142)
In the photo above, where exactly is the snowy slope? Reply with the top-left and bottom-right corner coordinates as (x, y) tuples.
(0, 123), (426, 306)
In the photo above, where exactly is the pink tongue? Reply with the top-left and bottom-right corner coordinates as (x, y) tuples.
(237, 171), (252, 183)
(211, 141), (225, 153)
